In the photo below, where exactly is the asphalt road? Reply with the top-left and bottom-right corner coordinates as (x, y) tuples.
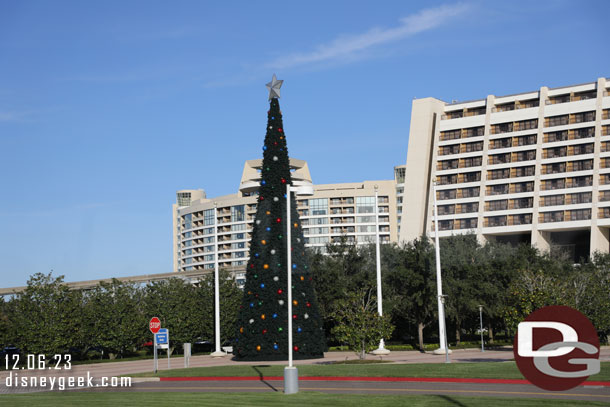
(77, 378), (610, 402)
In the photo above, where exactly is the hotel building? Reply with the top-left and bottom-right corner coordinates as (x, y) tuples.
(172, 159), (400, 282)
(399, 77), (610, 260)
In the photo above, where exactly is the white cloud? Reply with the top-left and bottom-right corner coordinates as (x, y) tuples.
(267, 3), (470, 70)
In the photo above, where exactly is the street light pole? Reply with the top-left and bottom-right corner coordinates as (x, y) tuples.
(372, 185), (389, 355)
(478, 305), (485, 352)
(211, 203), (225, 357)
(432, 180), (450, 359)
(284, 183), (314, 394)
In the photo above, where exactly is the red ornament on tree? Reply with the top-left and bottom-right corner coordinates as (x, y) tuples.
(277, 289), (283, 294)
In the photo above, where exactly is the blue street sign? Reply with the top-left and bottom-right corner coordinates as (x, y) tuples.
(156, 328), (169, 345)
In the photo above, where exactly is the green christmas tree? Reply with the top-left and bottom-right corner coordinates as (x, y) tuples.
(234, 75), (326, 361)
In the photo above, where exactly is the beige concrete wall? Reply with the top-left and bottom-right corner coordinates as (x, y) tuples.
(399, 98), (445, 243)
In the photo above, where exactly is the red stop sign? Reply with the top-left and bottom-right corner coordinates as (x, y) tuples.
(149, 317), (161, 334)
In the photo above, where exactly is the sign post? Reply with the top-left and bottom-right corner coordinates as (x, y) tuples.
(156, 328), (170, 369)
(149, 317), (161, 374)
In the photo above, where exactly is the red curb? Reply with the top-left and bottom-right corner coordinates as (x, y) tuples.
(158, 376), (610, 387)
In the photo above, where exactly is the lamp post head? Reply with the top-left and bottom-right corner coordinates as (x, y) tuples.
(478, 305), (483, 311)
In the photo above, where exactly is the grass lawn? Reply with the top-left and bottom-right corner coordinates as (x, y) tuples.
(128, 361), (610, 382)
(1, 392), (608, 407)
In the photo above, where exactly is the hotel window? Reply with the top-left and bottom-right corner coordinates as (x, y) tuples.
(231, 233), (245, 240)
(231, 205), (245, 222)
(492, 122), (513, 134)
(573, 127), (595, 139)
(572, 111), (595, 123)
(512, 214), (533, 225)
(489, 168), (510, 180)
(514, 181), (537, 194)
(491, 137), (512, 149)
(544, 179), (566, 190)
(462, 156), (482, 167)
(548, 94), (571, 104)
(310, 217), (329, 225)
(464, 141), (483, 152)
(438, 205), (455, 215)
(568, 176), (592, 188)
(440, 159), (459, 170)
(356, 196), (375, 213)
(495, 102), (514, 112)
(438, 174), (458, 185)
(457, 218), (477, 229)
(487, 216), (507, 227)
(515, 150), (536, 162)
(569, 192), (592, 204)
(464, 126), (485, 137)
(542, 211), (564, 223)
(490, 153), (511, 165)
(231, 223), (246, 231)
(547, 115), (569, 127)
(438, 189), (456, 200)
(546, 131), (568, 143)
(459, 202), (479, 213)
(545, 146), (567, 158)
(204, 236), (214, 244)
(357, 216), (375, 223)
(183, 249), (192, 256)
(570, 160), (593, 172)
(512, 197), (533, 209)
(183, 231), (192, 238)
(445, 110), (463, 119)
(488, 200), (508, 211)
(519, 99), (539, 109)
(438, 220), (454, 230)
(204, 245), (214, 253)
(309, 198), (328, 215)
(231, 242), (246, 250)
(184, 213), (192, 230)
(572, 143), (594, 155)
(489, 184), (509, 195)
(202, 209), (213, 225)
(462, 172), (481, 183)
(357, 225), (376, 233)
(545, 162), (566, 174)
(568, 209), (591, 221)
(460, 187), (480, 198)
(440, 144), (460, 155)
(598, 190), (610, 202)
(441, 129), (461, 140)
(204, 254), (215, 262)
(309, 227), (329, 235)
(516, 135), (537, 146)
(517, 119), (538, 131)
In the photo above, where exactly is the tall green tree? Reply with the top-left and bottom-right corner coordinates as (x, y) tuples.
(86, 279), (147, 359)
(235, 78), (325, 360)
(195, 270), (243, 345)
(144, 278), (201, 353)
(9, 273), (87, 355)
(384, 237), (436, 351)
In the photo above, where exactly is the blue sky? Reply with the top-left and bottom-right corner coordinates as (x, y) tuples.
(0, 1), (608, 287)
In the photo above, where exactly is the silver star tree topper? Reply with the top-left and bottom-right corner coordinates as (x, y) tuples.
(266, 74), (283, 100)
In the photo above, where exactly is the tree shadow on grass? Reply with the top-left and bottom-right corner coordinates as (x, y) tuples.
(251, 365), (278, 392)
